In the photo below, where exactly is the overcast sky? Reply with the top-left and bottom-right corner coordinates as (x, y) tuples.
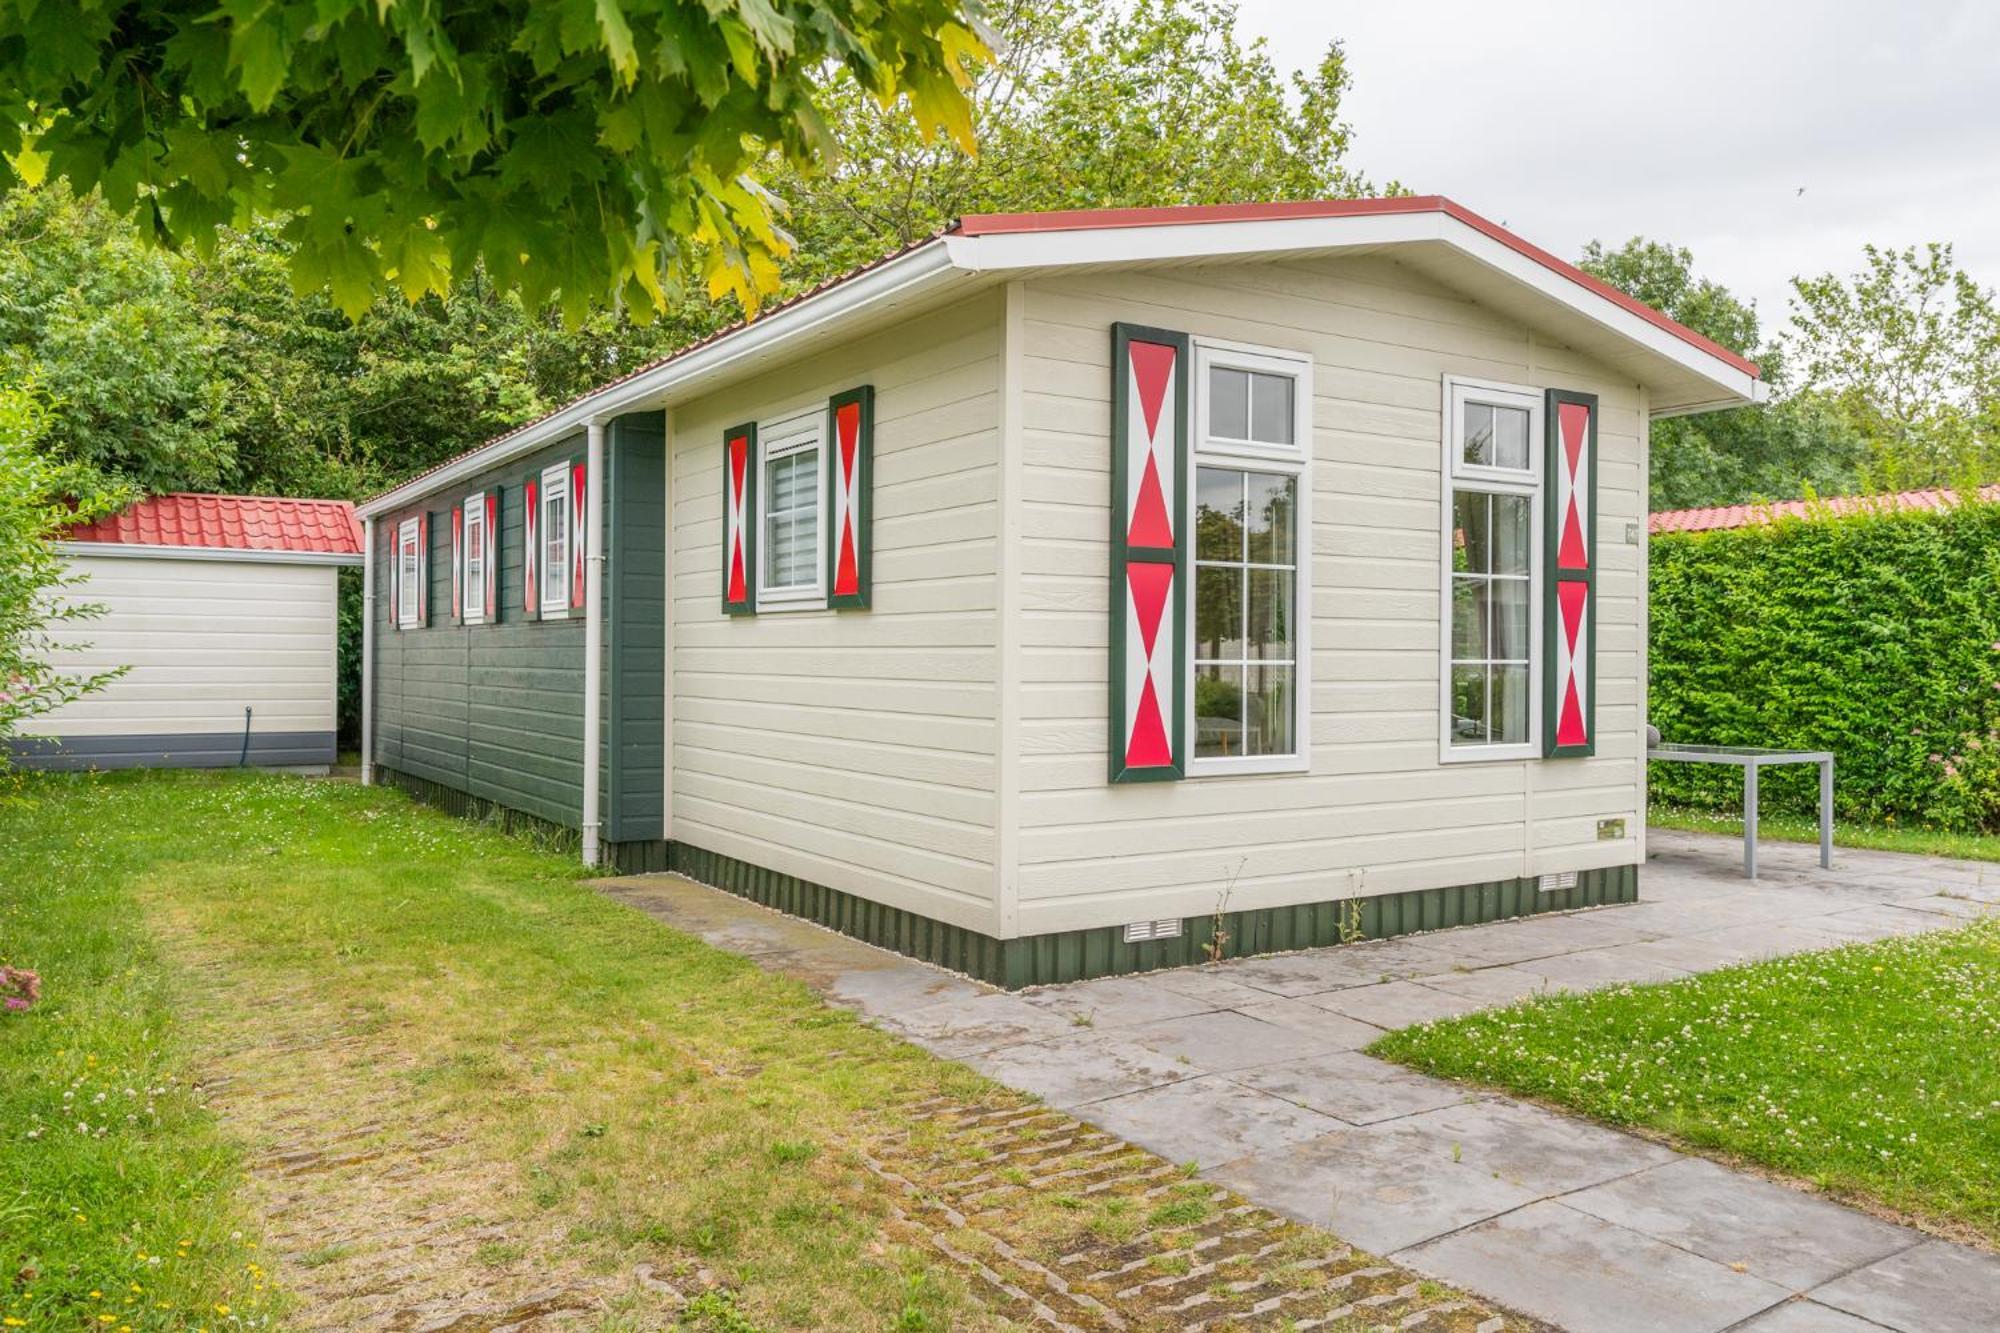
(1232, 0), (2000, 343)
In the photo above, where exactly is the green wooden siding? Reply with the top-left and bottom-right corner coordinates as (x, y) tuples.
(604, 414), (667, 843)
(374, 434), (589, 827)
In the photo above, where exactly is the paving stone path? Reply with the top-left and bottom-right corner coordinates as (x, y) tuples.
(606, 831), (2000, 1333)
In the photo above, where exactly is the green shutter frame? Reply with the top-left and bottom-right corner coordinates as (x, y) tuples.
(1543, 388), (1598, 757)
(826, 386), (873, 609)
(1109, 323), (1191, 783)
(722, 422), (758, 614)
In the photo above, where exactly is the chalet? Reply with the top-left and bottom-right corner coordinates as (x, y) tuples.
(355, 197), (1766, 986)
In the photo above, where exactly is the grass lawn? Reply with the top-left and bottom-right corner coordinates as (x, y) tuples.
(2, 769), (1529, 1333)
(0, 769), (998, 1331)
(1653, 801), (2000, 864)
(1373, 919), (2000, 1246)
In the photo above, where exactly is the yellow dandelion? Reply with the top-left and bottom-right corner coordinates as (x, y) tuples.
(214, 1306), (230, 1317)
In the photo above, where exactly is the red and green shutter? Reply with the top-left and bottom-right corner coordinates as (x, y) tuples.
(827, 386), (873, 610)
(483, 491), (499, 622)
(386, 522), (400, 628)
(1545, 389), (1597, 757)
(1109, 323), (1190, 783)
(523, 476), (540, 617)
(721, 422), (757, 614)
(416, 512), (432, 627)
(569, 460), (587, 612)
(450, 504), (465, 623)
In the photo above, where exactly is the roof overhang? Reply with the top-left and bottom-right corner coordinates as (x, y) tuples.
(55, 541), (363, 568)
(358, 196), (1764, 520)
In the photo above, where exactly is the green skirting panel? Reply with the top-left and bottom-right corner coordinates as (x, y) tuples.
(667, 842), (1639, 990)
(378, 768), (1639, 990)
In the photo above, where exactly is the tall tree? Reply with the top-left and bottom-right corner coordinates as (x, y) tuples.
(1786, 243), (2000, 490)
(770, 0), (1381, 285)
(0, 0), (984, 321)
(1581, 237), (1868, 509)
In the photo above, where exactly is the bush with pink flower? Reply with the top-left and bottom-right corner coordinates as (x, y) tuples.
(0, 965), (39, 1013)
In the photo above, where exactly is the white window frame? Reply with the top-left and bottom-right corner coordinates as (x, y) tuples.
(539, 463), (571, 617)
(755, 405), (828, 612)
(396, 517), (421, 629)
(462, 491), (488, 626)
(1439, 375), (1543, 764)
(1184, 337), (1313, 778)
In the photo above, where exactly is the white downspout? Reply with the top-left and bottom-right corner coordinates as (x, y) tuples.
(360, 516), (375, 785)
(581, 419), (607, 866)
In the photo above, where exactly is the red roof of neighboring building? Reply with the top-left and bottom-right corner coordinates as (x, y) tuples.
(1650, 484), (2000, 534)
(62, 493), (364, 556)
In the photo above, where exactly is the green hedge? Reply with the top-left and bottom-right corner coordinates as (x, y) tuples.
(1650, 499), (2000, 831)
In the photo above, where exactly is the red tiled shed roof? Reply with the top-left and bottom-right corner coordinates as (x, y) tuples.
(62, 493), (364, 555)
(1650, 484), (2000, 534)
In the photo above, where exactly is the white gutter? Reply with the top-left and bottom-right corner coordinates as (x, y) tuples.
(359, 517), (375, 786)
(55, 541), (363, 567)
(581, 419), (607, 867)
(355, 239), (964, 521)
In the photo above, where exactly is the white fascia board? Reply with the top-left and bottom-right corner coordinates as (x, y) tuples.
(357, 239), (966, 519)
(56, 541), (362, 568)
(944, 213), (1763, 415)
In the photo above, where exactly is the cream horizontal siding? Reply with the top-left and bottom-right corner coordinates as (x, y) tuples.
(668, 291), (1004, 932)
(1012, 255), (1644, 936)
(27, 554), (337, 738)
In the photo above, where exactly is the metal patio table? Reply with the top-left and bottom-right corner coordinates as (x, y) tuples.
(1647, 743), (1834, 879)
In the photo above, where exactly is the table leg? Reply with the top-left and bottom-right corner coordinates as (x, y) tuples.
(1743, 762), (1759, 879)
(1819, 758), (1834, 869)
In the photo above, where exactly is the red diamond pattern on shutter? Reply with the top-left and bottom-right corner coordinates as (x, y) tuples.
(450, 505), (464, 621)
(723, 427), (753, 612)
(826, 388), (872, 607)
(1556, 579), (1589, 748)
(1545, 390), (1596, 756)
(483, 493), (499, 621)
(570, 461), (587, 611)
(1110, 324), (1189, 782)
(523, 478), (540, 616)
(1124, 561), (1175, 768)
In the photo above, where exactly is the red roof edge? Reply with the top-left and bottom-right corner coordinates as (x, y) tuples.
(1649, 484), (2000, 534)
(61, 492), (364, 556)
(957, 196), (1762, 381)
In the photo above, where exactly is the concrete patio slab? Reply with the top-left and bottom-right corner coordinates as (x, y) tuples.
(1303, 977), (1495, 1027)
(1416, 964), (1559, 1006)
(1810, 1240), (2000, 1333)
(1379, 1097), (1679, 1196)
(1121, 1007), (1347, 1072)
(963, 1029), (1194, 1109)
(1227, 996), (1384, 1047)
(1732, 1301), (1898, 1332)
(1015, 973), (1218, 1028)
(1227, 1050), (1472, 1125)
(1079, 1074), (1345, 1168)
(1562, 1157), (1917, 1291)
(877, 991), (1079, 1056)
(1206, 1126), (1543, 1255)
(1519, 944), (1692, 991)
(1397, 1200), (1793, 1333)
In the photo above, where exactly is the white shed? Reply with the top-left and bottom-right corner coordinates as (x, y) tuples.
(13, 493), (362, 773)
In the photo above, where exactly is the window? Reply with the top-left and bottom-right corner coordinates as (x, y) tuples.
(396, 517), (421, 628)
(757, 409), (824, 608)
(540, 464), (570, 615)
(462, 492), (487, 625)
(1188, 341), (1311, 775)
(1442, 378), (1541, 760)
